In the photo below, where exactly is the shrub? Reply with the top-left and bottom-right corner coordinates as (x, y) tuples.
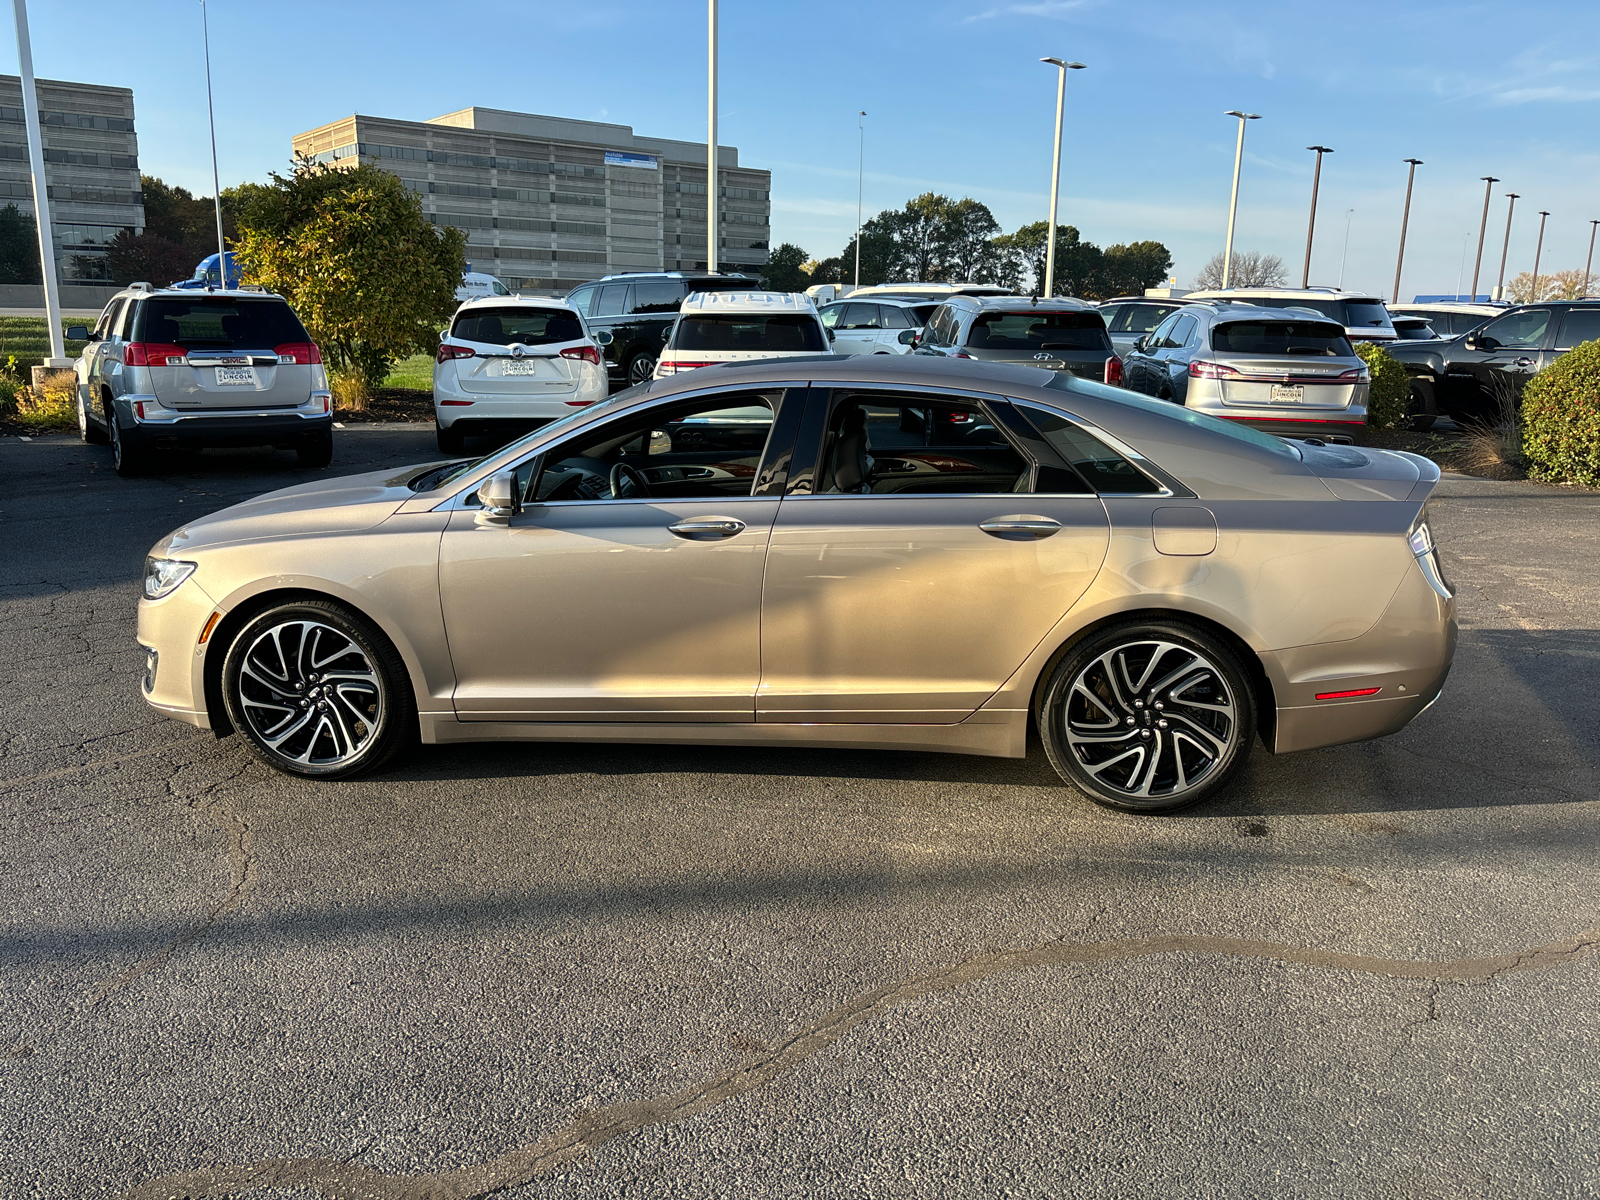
(12, 381), (76, 431)
(328, 369), (370, 413)
(1354, 342), (1408, 431)
(1522, 339), (1600, 487)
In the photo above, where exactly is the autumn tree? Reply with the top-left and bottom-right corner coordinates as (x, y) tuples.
(1506, 268), (1594, 303)
(1194, 250), (1286, 289)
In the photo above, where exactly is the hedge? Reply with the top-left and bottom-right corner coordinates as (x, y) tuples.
(1522, 339), (1600, 487)
(1354, 341), (1408, 431)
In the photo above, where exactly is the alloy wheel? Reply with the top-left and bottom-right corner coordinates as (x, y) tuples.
(234, 619), (384, 768)
(627, 353), (656, 386)
(1059, 639), (1239, 803)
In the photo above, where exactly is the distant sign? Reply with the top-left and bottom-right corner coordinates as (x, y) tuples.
(604, 150), (658, 170)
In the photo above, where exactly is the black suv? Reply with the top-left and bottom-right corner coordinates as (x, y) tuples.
(566, 272), (758, 388)
(1387, 300), (1600, 427)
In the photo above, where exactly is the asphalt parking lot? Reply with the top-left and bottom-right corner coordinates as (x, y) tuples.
(3, 427), (1599, 1199)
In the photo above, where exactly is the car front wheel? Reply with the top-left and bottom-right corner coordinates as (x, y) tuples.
(1039, 620), (1255, 814)
(108, 402), (151, 477)
(221, 600), (415, 780)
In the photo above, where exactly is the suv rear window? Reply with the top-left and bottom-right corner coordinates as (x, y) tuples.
(673, 313), (826, 352)
(1342, 299), (1391, 328)
(132, 298), (309, 348)
(452, 307), (582, 345)
(967, 310), (1108, 351)
(1212, 320), (1353, 356)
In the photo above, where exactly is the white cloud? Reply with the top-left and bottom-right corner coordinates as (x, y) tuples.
(1492, 86), (1600, 105)
(963, 0), (1094, 23)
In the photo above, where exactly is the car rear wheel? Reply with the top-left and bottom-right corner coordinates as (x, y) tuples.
(626, 351), (656, 387)
(1039, 620), (1255, 814)
(221, 600), (414, 780)
(78, 387), (107, 444)
(1408, 379), (1437, 432)
(297, 430), (333, 468)
(436, 422), (466, 455)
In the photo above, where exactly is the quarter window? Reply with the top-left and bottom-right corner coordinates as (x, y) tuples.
(880, 305), (912, 329)
(566, 286), (596, 317)
(1013, 402), (1165, 494)
(816, 393), (1030, 496)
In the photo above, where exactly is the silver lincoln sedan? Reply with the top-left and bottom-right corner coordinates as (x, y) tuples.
(136, 356), (1456, 814)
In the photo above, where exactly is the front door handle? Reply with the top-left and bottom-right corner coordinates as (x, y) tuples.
(667, 517), (747, 539)
(1512, 357), (1534, 368)
(979, 517), (1062, 539)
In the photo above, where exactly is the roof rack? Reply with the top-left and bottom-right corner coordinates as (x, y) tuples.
(128, 281), (153, 292)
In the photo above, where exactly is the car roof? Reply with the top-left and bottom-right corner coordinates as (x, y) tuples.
(950, 296), (1096, 312)
(821, 296), (931, 308)
(1185, 287), (1385, 302)
(114, 284), (286, 301)
(1202, 303), (1346, 323)
(680, 290), (818, 314)
(584, 271), (758, 284)
(455, 295), (575, 312)
(849, 283), (1014, 298)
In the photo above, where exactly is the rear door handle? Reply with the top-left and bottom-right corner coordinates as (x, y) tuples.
(667, 517), (747, 539)
(979, 517), (1062, 539)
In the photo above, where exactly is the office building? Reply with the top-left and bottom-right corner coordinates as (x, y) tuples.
(0, 75), (143, 282)
(293, 107), (771, 292)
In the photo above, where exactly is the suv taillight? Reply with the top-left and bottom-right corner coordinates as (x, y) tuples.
(436, 343), (476, 364)
(124, 343), (187, 367)
(560, 345), (601, 366)
(1337, 367), (1371, 383)
(1189, 360), (1241, 379)
(273, 342), (322, 365)
(1104, 356), (1124, 386)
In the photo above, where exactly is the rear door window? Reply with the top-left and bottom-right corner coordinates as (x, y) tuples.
(966, 310), (1108, 351)
(1145, 312), (1182, 350)
(452, 307), (583, 345)
(840, 304), (882, 330)
(594, 284), (629, 317)
(1167, 314), (1198, 348)
(630, 281), (685, 313)
(1555, 308), (1600, 349)
(131, 298), (310, 348)
(1109, 303), (1173, 334)
(816, 392), (1029, 495)
(95, 298), (124, 339)
(1211, 320), (1353, 356)
(674, 313), (826, 352)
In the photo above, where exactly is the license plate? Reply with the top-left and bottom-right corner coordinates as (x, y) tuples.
(501, 360), (541, 376)
(214, 366), (255, 386)
(1270, 384), (1304, 403)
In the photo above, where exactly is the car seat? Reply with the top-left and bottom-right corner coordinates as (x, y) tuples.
(831, 405), (874, 493)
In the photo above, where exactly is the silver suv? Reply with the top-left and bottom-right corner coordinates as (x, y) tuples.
(1122, 302), (1370, 439)
(71, 284), (332, 477)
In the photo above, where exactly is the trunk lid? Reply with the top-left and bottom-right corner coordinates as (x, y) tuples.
(1294, 442), (1441, 501)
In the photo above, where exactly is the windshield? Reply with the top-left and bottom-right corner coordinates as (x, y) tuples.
(1212, 321), (1353, 356)
(132, 298), (309, 348)
(1343, 299), (1391, 328)
(1045, 375), (1299, 457)
(968, 310), (1108, 351)
(673, 313), (826, 352)
(452, 307), (583, 346)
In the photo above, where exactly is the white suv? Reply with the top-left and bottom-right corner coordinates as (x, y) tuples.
(433, 296), (607, 454)
(1181, 287), (1397, 342)
(817, 297), (936, 355)
(654, 291), (829, 378)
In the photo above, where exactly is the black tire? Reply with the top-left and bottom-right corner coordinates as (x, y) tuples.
(297, 430), (333, 468)
(1408, 380), (1437, 433)
(1039, 619), (1255, 814)
(626, 351), (656, 387)
(107, 401), (152, 478)
(436, 422), (466, 455)
(221, 600), (415, 780)
(78, 387), (107, 444)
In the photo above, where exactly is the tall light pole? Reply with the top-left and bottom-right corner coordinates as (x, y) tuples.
(1495, 192), (1519, 302)
(1301, 145), (1333, 288)
(1221, 111), (1259, 289)
(1470, 176), (1499, 302)
(1392, 158), (1422, 304)
(10, 0), (67, 370)
(1530, 210), (1550, 302)
(1040, 57), (1085, 298)
(854, 111), (866, 290)
(200, 0), (227, 285)
(1586, 220), (1599, 297)
(706, 0), (718, 273)
(1337, 208), (1355, 288)
(1455, 231), (1470, 301)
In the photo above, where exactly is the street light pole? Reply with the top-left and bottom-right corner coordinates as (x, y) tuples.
(200, 0), (227, 285)
(1586, 220), (1599, 297)
(854, 111), (865, 290)
(10, 0), (67, 369)
(706, 0), (718, 274)
(1040, 57), (1085, 298)
(1337, 208), (1354, 288)
(1455, 231), (1470, 302)
(1470, 176), (1499, 302)
(1495, 192), (1519, 302)
(1221, 111), (1260, 290)
(1392, 158), (1422, 304)
(1301, 145), (1333, 288)
(1531, 210), (1550, 302)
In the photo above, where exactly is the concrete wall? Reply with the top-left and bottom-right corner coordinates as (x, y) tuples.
(0, 283), (118, 310)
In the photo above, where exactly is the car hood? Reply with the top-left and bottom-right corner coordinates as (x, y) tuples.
(153, 462), (448, 556)
(1294, 441), (1441, 501)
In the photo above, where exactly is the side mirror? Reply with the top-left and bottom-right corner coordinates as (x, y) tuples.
(897, 329), (918, 345)
(1471, 333), (1499, 351)
(592, 329), (613, 346)
(648, 429), (672, 455)
(826, 328), (836, 341)
(475, 469), (520, 524)
(1132, 335), (1148, 352)
(66, 325), (91, 341)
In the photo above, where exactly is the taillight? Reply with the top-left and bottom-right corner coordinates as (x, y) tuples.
(125, 343), (187, 367)
(1337, 367), (1371, 383)
(560, 345), (601, 366)
(436, 343), (476, 364)
(952, 350), (974, 360)
(273, 342), (322, 365)
(1188, 360), (1241, 379)
(1104, 356), (1124, 386)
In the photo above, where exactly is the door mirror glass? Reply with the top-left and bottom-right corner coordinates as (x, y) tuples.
(66, 325), (91, 341)
(592, 328), (613, 346)
(898, 329), (918, 345)
(1132, 335), (1147, 352)
(648, 430), (672, 455)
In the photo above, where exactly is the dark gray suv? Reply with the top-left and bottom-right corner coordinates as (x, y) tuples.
(913, 296), (1119, 384)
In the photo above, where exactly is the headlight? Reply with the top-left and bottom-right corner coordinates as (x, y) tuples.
(143, 557), (197, 600)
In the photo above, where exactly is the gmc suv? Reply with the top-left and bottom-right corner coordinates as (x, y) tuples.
(565, 271), (758, 388)
(71, 284), (332, 478)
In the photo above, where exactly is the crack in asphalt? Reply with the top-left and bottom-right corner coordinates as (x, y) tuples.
(119, 925), (1600, 1200)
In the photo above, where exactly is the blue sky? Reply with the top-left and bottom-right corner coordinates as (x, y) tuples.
(14, 0), (1600, 298)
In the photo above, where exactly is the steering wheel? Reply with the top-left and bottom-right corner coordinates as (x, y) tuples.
(608, 462), (651, 499)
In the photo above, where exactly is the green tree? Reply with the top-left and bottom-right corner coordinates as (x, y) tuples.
(233, 159), (466, 392)
(1100, 240), (1173, 298)
(893, 193), (955, 280)
(805, 256), (848, 285)
(761, 242), (810, 292)
(107, 228), (194, 286)
(0, 204), (42, 284)
(943, 198), (999, 282)
(838, 215), (902, 286)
